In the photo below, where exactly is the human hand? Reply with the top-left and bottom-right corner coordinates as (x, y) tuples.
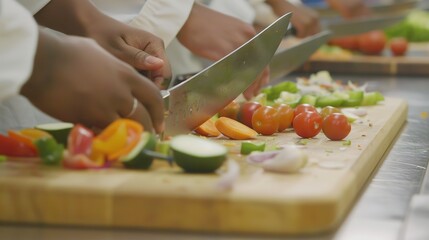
(243, 67), (270, 100)
(21, 30), (164, 133)
(177, 3), (257, 61)
(325, 0), (370, 19)
(34, 0), (171, 89)
(268, 0), (321, 38)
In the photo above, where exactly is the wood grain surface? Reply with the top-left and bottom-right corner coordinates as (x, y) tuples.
(297, 43), (429, 76)
(0, 97), (407, 235)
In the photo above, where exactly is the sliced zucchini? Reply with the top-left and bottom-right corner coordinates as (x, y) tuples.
(120, 132), (157, 169)
(35, 122), (74, 146)
(170, 135), (227, 173)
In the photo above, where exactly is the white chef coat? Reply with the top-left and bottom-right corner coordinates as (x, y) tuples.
(0, 0), (58, 133)
(0, 0), (38, 101)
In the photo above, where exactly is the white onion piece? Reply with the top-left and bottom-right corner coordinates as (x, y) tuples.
(261, 145), (308, 173)
(216, 159), (240, 190)
(246, 150), (282, 164)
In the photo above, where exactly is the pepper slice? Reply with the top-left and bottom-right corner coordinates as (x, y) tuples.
(8, 129), (52, 152)
(68, 124), (94, 156)
(34, 137), (64, 165)
(91, 119), (143, 161)
(240, 141), (266, 155)
(0, 134), (37, 157)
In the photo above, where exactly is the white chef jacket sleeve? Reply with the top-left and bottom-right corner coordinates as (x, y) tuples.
(129, 0), (195, 46)
(0, 0), (38, 101)
(14, 0), (51, 14)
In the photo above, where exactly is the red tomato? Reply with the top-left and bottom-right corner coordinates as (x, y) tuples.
(389, 37), (408, 56)
(322, 113), (351, 141)
(294, 104), (318, 118)
(252, 106), (280, 136)
(320, 106), (341, 119)
(329, 36), (359, 50)
(275, 104), (294, 132)
(293, 111), (323, 138)
(218, 101), (240, 120)
(358, 30), (387, 55)
(238, 102), (262, 128)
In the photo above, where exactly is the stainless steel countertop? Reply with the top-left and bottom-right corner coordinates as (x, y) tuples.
(0, 74), (428, 240)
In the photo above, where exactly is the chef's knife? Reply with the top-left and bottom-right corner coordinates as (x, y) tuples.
(323, 13), (406, 38)
(269, 31), (331, 81)
(162, 13), (292, 137)
(288, 12), (405, 38)
(315, 0), (418, 17)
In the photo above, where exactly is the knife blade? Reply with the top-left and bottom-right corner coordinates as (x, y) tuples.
(315, 0), (418, 17)
(162, 13), (292, 137)
(323, 13), (406, 38)
(269, 31), (331, 81)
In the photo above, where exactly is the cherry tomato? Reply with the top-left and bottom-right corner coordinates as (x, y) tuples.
(320, 106), (341, 119)
(252, 106), (280, 136)
(293, 111), (322, 138)
(329, 35), (359, 50)
(389, 37), (408, 56)
(322, 113), (351, 141)
(218, 101), (240, 120)
(358, 30), (387, 55)
(294, 104), (318, 118)
(275, 104), (294, 132)
(238, 102), (262, 128)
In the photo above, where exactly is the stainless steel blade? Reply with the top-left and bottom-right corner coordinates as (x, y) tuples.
(323, 13), (406, 38)
(269, 31), (331, 81)
(315, 0), (418, 17)
(163, 13), (292, 137)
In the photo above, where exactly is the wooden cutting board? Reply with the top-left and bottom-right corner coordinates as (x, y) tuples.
(296, 43), (429, 76)
(0, 97), (407, 235)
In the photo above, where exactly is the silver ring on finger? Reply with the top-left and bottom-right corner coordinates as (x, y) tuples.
(125, 98), (138, 118)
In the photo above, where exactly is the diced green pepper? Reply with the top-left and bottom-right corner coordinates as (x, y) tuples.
(299, 95), (317, 106)
(342, 91), (364, 107)
(34, 137), (64, 165)
(240, 141), (266, 155)
(262, 81), (298, 101)
(316, 95), (343, 107)
(361, 91), (384, 106)
(0, 155), (6, 163)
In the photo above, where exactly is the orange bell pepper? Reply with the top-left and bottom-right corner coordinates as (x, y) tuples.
(91, 119), (143, 161)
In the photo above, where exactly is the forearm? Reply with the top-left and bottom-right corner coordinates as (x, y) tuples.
(34, 0), (103, 37)
(21, 28), (62, 95)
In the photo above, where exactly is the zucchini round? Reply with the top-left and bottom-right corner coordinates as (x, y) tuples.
(120, 132), (156, 169)
(170, 135), (227, 173)
(35, 122), (73, 146)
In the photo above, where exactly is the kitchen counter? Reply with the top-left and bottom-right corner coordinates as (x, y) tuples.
(0, 74), (428, 240)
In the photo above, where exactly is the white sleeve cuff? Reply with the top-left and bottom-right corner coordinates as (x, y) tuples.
(0, 0), (38, 101)
(129, 0), (195, 47)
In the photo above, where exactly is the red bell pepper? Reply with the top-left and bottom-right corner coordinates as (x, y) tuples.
(0, 134), (37, 157)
